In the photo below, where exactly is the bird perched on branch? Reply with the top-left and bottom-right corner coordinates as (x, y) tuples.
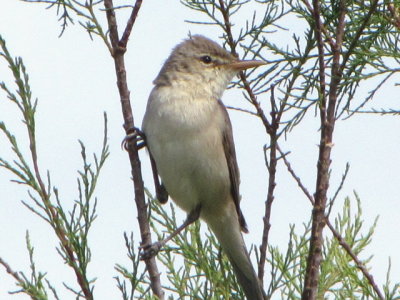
(141, 35), (266, 299)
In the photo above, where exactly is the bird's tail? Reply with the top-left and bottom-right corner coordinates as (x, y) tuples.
(206, 209), (266, 300)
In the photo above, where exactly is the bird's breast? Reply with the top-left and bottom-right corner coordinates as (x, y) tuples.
(142, 86), (230, 214)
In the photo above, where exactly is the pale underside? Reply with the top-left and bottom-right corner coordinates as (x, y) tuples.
(143, 84), (232, 218)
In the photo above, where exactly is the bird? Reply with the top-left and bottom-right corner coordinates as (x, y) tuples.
(141, 34), (266, 299)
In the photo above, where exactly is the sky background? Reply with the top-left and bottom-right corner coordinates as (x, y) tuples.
(1, 0), (400, 299)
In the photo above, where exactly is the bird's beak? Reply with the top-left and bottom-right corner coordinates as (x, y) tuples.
(228, 60), (266, 71)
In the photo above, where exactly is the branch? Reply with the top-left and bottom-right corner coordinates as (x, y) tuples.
(301, 0), (346, 297)
(258, 86), (281, 283)
(302, 38), (330, 300)
(102, 1), (164, 298)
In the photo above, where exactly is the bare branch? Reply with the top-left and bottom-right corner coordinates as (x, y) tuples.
(258, 86), (280, 283)
(102, 0), (164, 298)
(301, 0), (333, 296)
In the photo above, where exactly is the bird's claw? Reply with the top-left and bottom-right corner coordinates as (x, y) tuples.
(122, 127), (146, 151)
(139, 241), (163, 260)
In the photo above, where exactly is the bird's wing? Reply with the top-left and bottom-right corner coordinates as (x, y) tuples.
(217, 100), (249, 233)
(149, 152), (169, 204)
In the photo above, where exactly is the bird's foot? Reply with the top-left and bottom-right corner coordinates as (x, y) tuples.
(122, 127), (146, 151)
(139, 241), (164, 260)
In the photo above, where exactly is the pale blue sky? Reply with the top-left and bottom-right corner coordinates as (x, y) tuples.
(1, 1), (399, 299)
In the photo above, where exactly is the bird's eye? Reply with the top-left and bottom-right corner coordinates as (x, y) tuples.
(200, 55), (212, 64)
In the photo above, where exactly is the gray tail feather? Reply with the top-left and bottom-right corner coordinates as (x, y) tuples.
(208, 215), (266, 299)
(226, 246), (267, 300)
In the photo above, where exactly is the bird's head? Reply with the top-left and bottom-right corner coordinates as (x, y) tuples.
(154, 35), (265, 99)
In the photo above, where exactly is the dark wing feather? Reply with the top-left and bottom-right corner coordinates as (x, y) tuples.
(149, 148), (169, 204)
(217, 100), (249, 233)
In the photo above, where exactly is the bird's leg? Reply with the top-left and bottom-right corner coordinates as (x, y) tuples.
(121, 127), (146, 151)
(140, 205), (201, 260)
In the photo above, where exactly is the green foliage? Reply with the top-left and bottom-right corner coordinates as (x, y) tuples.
(0, 35), (109, 299)
(21, 0), (112, 52)
(2, 0), (400, 299)
(7, 232), (55, 300)
(115, 233), (148, 300)
(114, 190), (245, 299)
(114, 192), (400, 299)
(149, 196), (244, 299)
(268, 193), (399, 299)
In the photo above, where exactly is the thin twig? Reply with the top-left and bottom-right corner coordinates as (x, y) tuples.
(278, 145), (314, 203)
(119, 0), (142, 49)
(226, 105), (258, 116)
(326, 163), (349, 218)
(0, 257), (22, 282)
(326, 221), (385, 300)
(217, 0), (272, 134)
(258, 86), (281, 283)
